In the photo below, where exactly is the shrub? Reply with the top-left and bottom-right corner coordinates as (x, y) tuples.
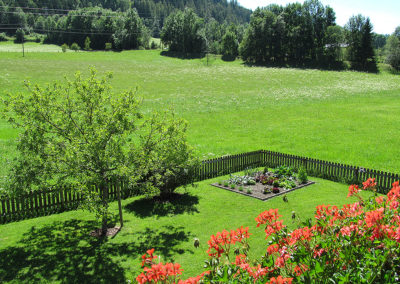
(61, 43), (68, 53)
(150, 41), (158, 49)
(137, 178), (400, 282)
(84, 36), (91, 51)
(274, 165), (294, 178)
(239, 186), (244, 191)
(0, 33), (8, 42)
(105, 42), (112, 51)
(70, 43), (80, 52)
(230, 184), (235, 189)
(246, 189), (252, 194)
(14, 28), (25, 44)
(298, 167), (308, 184)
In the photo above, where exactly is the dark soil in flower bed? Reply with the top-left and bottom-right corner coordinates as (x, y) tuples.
(211, 180), (315, 201)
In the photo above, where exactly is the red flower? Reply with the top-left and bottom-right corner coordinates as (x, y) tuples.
(287, 227), (314, 246)
(347, 185), (361, 198)
(313, 247), (326, 258)
(267, 243), (279, 255)
(363, 178), (376, 190)
(365, 208), (384, 228)
(255, 209), (281, 227)
(141, 248), (157, 267)
(267, 275), (293, 284)
(265, 220), (285, 239)
(394, 227), (400, 243)
(294, 264), (309, 276)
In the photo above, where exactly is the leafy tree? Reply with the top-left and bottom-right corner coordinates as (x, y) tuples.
(105, 42), (112, 51)
(240, 1), (336, 66)
(161, 8), (205, 54)
(345, 15), (377, 72)
(2, 68), (198, 235)
(394, 26), (400, 39)
(324, 25), (344, 64)
(61, 43), (68, 52)
(70, 42), (80, 51)
(14, 28), (25, 43)
(373, 33), (388, 49)
(221, 29), (238, 61)
(385, 33), (400, 70)
(84, 36), (91, 51)
(113, 8), (150, 50)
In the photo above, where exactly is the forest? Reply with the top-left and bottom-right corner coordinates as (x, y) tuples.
(0, 0), (399, 71)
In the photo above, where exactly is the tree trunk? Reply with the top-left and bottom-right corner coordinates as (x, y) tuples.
(101, 181), (108, 236)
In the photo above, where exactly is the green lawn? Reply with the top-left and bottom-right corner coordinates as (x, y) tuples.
(0, 49), (400, 176)
(0, 176), (375, 282)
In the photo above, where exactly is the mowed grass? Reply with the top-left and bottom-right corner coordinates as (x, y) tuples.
(0, 176), (375, 282)
(0, 49), (400, 175)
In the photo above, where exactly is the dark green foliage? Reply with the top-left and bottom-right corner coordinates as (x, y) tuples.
(14, 28), (24, 43)
(84, 36), (91, 51)
(385, 28), (400, 70)
(273, 166), (294, 178)
(221, 29), (238, 61)
(113, 9), (150, 50)
(61, 43), (68, 52)
(70, 42), (80, 51)
(239, 0), (339, 67)
(161, 9), (205, 54)
(0, 0), (250, 41)
(373, 33), (388, 49)
(345, 15), (377, 72)
(0, 32), (7, 41)
(105, 42), (112, 51)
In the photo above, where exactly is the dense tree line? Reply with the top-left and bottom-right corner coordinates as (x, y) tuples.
(385, 26), (400, 70)
(239, 1), (340, 67)
(134, 0), (251, 37)
(0, 0), (251, 38)
(237, 1), (379, 71)
(160, 8), (245, 57)
(0, 3), (150, 50)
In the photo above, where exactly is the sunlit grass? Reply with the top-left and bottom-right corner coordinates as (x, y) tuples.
(0, 176), (375, 281)
(1, 49), (400, 176)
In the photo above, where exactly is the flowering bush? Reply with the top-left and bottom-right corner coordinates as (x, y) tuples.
(136, 178), (400, 283)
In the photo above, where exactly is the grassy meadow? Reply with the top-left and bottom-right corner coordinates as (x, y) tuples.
(0, 44), (399, 282)
(1, 47), (400, 173)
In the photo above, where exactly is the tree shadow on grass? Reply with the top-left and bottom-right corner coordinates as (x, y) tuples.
(0, 219), (192, 283)
(124, 193), (199, 218)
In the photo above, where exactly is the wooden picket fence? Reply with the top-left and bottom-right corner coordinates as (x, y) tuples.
(1, 149), (399, 224)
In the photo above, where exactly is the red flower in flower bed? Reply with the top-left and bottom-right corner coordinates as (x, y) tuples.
(272, 187), (280, 193)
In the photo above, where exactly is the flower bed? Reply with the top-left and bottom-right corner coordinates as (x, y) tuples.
(212, 166), (314, 201)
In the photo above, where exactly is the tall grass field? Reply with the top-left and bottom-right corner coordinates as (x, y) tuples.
(1, 48), (400, 173)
